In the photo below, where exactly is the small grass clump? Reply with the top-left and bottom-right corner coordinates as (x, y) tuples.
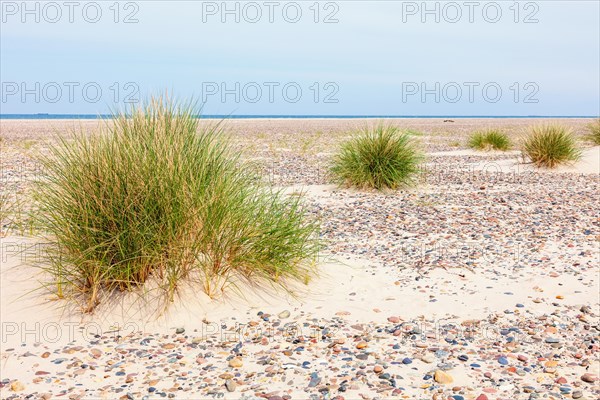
(584, 119), (600, 145)
(467, 129), (511, 151)
(34, 96), (320, 312)
(330, 124), (422, 190)
(521, 125), (582, 168)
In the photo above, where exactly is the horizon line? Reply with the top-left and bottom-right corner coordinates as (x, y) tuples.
(1, 114), (599, 120)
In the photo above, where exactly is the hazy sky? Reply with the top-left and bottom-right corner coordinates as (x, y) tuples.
(1, 0), (599, 115)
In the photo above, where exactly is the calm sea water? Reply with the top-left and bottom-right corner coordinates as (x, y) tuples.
(0, 114), (597, 120)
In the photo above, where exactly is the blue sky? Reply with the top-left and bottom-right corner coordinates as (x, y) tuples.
(1, 0), (599, 115)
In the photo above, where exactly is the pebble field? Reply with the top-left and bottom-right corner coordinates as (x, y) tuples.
(0, 118), (598, 400)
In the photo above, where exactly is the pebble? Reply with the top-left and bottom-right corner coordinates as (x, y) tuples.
(421, 354), (435, 363)
(225, 379), (236, 392)
(434, 370), (453, 384)
(10, 381), (25, 392)
(228, 357), (243, 368)
(581, 373), (597, 383)
(308, 372), (321, 387)
(90, 348), (102, 358)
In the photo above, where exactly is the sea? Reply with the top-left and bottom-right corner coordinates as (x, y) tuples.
(0, 114), (597, 120)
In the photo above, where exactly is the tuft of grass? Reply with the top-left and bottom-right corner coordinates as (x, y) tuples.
(521, 125), (582, 168)
(467, 129), (511, 151)
(33, 95), (320, 312)
(584, 119), (600, 145)
(330, 124), (422, 190)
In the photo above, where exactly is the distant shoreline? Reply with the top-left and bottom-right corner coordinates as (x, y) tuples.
(1, 114), (599, 120)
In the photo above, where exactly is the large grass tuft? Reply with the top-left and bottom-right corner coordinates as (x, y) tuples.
(584, 119), (600, 145)
(34, 96), (320, 312)
(330, 124), (422, 190)
(467, 129), (511, 151)
(521, 125), (582, 168)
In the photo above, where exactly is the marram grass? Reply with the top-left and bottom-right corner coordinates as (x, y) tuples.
(330, 124), (422, 190)
(33, 96), (320, 312)
(467, 129), (511, 151)
(521, 125), (582, 168)
(585, 119), (600, 145)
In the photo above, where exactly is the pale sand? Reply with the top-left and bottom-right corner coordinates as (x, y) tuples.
(428, 147), (600, 175)
(2, 233), (598, 396)
(1, 118), (598, 398)
(1, 231), (598, 346)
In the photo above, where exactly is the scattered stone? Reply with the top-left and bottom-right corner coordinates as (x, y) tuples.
(421, 354), (435, 364)
(225, 379), (236, 392)
(10, 381), (25, 392)
(581, 373), (597, 383)
(434, 370), (453, 384)
(308, 372), (321, 387)
(228, 357), (243, 368)
(90, 348), (102, 358)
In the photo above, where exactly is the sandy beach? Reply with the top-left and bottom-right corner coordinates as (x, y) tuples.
(1, 118), (599, 399)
